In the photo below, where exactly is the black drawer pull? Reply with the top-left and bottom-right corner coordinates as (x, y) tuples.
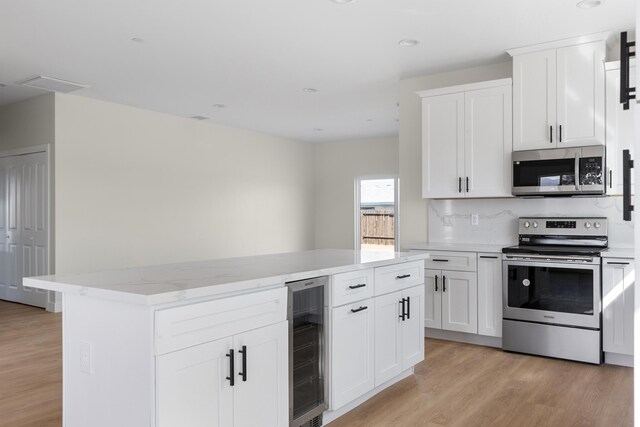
(349, 283), (366, 289)
(442, 276), (446, 292)
(399, 298), (406, 321)
(238, 345), (247, 382)
(432, 259), (449, 262)
(351, 306), (368, 313)
(458, 177), (462, 193)
(396, 274), (411, 279)
(226, 349), (235, 386)
(434, 275), (439, 292)
(479, 256), (498, 259)
(406, 296), (411, 320)
(606, 262), (630, 265)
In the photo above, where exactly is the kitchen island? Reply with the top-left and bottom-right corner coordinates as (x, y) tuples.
(28, 249), (428, 427)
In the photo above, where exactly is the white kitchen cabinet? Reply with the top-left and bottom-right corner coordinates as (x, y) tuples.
(157, 321), (288, 427)
(603, 258), (635, 356)
(330, 299), (375, 410)
(425, 269), (477, 334)
(374, 285), (425, 386)
(606, 62), (635, 195)
(419, 79), (512, 199)
(477, 253), (502, 338)
(510, 39), (605, 151)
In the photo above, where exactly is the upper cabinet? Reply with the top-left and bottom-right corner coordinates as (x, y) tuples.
(418, 80), (512, 199)
(509, 36), (606, 151)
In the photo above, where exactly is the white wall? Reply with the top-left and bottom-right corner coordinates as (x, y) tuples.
(54, 94), (315, 274)
(314, 136), (398, 249)
(398, 62), (512, 249)
(0, 93), (55, 150)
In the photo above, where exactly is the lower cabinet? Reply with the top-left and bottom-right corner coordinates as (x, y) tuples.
(156, 321), (288, 427)
(425, 269), (477, 334)
(330, 298), (375, 410)
(477, 254), (502, 338)
(603, 258), (635, 356)
(374, 285), (425, 386)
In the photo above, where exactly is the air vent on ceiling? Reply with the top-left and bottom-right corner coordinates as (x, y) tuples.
(191, 116), (209, 121)
(19, 75), (89, 93)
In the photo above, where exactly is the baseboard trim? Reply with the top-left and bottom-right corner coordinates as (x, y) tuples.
(604, 352), (633, 367)
(425, 328), (502, 348)
(323, 368), (414, 425)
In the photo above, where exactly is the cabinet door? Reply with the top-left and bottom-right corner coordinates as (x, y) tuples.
(401, 285), (425, 370)
(606, 65), (635, 195)
(603, 259), (635, 355)
(233, 321), (288, 427)
(422, 92), (465, 198)
(513, 49), (557, 151)
(374, 291), (403, 386)
(556, 41), (605, 148)
(441, 270), (478, 334)
(464, 85), (513, 198)
(477, 254), (502, 337)
(330, 299), (375, 410)
(156, 337), (234, 427)
(424, 269), (442, 330)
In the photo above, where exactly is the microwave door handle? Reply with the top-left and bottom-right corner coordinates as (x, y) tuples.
(575, 153), (580, 191)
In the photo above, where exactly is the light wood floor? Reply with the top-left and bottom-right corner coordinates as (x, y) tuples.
(329, 339), (633, 427)
(0, 300), (633, 427)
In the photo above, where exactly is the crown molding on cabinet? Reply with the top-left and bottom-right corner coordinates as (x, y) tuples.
(506, 31), (613, 57)
(416, 78), (512, 99)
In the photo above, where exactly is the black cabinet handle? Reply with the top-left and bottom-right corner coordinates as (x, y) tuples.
(399, 298), (406, 321)
(559, 125), (562, 143)
(609, 169), (613, 189)
(479, 255), (498, 259)
(466, 177), (469, 192)
(620, 31), (636, 110)
(238, 345), (247, 382)
(458, 177), (462, 193)
(351, 306), (368, 313)
(396, 274), (411, 279)
(442, 276), (446, 292)
(434, 275), (439, 292)
(432, 259), (449, 262)
(406, 296), (411, 320)
(550, 125), (553, 143)
(226, 349), (235, 386)
(623, 149), (634, 221)
(349, 283), (366, 289)
(607, 261), (630, 265)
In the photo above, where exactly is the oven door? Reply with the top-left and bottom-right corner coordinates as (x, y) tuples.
(502, 257), (601, 329)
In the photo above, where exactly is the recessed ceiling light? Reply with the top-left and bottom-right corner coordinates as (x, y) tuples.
(212, 104), (226, 109)
(576, 0), (602, 8)
(331, 0), (356, 4)
(398, 39), (420, 47)
(303, 88), (318, 93)
(366, 119), (373, 122)
(131, 37), (144, 43)
(313, 128), (324, 131)
(191, 116), (209, 121)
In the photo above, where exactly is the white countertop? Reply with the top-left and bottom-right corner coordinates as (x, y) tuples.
(26, 249), (429, 305)
(602, 247), (635, 259)
(404, 242), (507, 254)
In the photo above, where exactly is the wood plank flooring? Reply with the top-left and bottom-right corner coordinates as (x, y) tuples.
(328, 339), (633, 427)
(0, 300), (633, 427)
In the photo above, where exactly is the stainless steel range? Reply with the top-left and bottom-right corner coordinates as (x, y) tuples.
(502, 217), (607, 364)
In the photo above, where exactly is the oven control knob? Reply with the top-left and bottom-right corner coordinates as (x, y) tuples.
(524, 221), (530, 228)
(584, 221), (591, 229)
(532, 221), (538, 228)
(594, 221), (601, 229)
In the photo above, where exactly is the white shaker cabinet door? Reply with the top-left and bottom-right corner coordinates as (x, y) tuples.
(477, 254), (502, 338)
(374, 291), (403, 386)
(556, 41), (605, 148)
(421, 92), (465, 198)
(233, 321), (288, 427)
(330, 299), (375, 410)
(156, 337), (234, 427)
(401, 285), (425, 370)
(441, 270), (478, 334)
(603, 259), (635, 356)
(513, 48), (557, 151)
(424, 269), (442, 330)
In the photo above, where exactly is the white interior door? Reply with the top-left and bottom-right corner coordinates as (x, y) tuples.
(1, 151), (49, 308)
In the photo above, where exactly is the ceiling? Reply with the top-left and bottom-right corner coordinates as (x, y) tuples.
(0, 0), (635, 142)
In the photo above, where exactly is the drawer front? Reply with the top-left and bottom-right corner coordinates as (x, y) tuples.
(423, 251), (477, 272)
(374, 261), (424, 296)
(332, 269), (374, 307)
(155, 287), (286, 355)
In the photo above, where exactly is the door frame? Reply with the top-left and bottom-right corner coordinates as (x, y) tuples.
(354, 175), (400, 252)
(0, 144), (56, 311)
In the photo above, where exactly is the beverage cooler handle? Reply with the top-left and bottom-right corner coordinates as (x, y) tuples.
(623, 149), (634, 221)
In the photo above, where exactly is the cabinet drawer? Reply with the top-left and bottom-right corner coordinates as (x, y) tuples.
(332, 269), (374, 307)
(374, 261), (424, 296)
(423, 251), (477, 272)
(155, 287), (286, 355)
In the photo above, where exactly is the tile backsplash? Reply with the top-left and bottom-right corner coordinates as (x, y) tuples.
(428, 196), (634, 248)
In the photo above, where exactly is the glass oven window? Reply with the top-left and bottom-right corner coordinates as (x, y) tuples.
(513, 158), (576, 187)
(507, 265), (593, 315)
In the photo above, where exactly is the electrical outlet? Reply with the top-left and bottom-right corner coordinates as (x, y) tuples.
(471, 214), (479, 226)
(80, 341), (93, 374)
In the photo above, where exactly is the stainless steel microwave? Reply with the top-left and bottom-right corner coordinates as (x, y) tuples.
(512, 146), (605, 196)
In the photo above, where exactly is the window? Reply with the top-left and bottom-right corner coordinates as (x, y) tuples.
(355, 177), (399, 252)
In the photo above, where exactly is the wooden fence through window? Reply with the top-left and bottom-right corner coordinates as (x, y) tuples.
(360, 211), (395, 246)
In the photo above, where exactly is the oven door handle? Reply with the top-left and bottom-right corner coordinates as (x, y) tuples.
(504, 253), (595, 263)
